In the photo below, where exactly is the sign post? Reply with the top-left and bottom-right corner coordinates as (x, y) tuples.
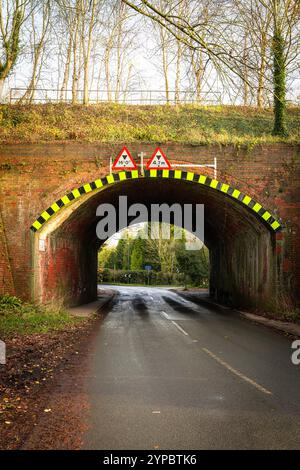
(144, 265), (152, 286)
(138, 151), (146, 175)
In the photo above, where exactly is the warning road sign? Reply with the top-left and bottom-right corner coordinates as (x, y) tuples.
(112, 146), (137, 170)
(146, 147), (172, 170)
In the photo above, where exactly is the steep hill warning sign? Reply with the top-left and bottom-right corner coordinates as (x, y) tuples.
(112, 147), (137, 170)
(146, 147), (172, 170)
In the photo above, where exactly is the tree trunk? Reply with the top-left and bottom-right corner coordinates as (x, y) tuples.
(25, 49), (41, 103)
(0, 1), (26, 102)
(82, 0), (96, 105)
(257, 62), (265, 108)
(123, 63), (133, 102)
(115, 10), (124, 103)
(71, 0), (81, 105)
(72, 28), (79, 104)
(60, 34), (73, 101)
(161, 33), (169, 103)
(195, 51), (204, 103)
(257, 32), (267, 108)
(0, 79), (5, 101)
(272, 27), (287, 136)
(104, 43), (112, 101)
(175, 40), (182, 104)
(243, 33), (249, 106)
(83, 58), (89, 105)
(21, 44), (43, 104)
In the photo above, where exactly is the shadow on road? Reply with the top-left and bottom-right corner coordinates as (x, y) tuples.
(162, 296), (198, 316)
(132, 296), (149, 319)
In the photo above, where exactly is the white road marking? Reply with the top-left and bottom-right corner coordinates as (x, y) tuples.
(161, 311), (170, 319)
(152, 410), (161, 414)
(161, 311), (190, 337)
(171, 321), (189, 336)
(202, 347), (272, 395)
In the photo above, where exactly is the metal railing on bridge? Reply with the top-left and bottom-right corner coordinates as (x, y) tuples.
(8, 87), (222, 105)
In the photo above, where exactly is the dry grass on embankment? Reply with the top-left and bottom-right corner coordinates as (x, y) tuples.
(0, 103), (299, 146)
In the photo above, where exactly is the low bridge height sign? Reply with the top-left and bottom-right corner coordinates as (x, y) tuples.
(112, 146), (137, 170)
(146, 147), (172, 170)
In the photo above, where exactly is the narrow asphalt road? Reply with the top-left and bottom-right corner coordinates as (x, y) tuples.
(83, 286), (300, 450)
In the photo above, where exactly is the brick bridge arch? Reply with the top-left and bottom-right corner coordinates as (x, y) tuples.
(30, 169), (281, 308)
(0, 143), (298, 310)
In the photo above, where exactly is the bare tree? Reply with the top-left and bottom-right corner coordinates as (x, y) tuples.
(181, 1), (216, 104)
(122, 0), (299, 133)
(1, 0), (298, 112)
(101, 1), (138, 102)
(146, 223), (178, 274)
(122, 1), (254, 82)
(0, 0), (32, 100)
(21, 0), (51, 103)
(243, 1), (273, 108)
(80, 0), (100, 105)
(57, 5), (76, 101)
(152, 1), (173, 103)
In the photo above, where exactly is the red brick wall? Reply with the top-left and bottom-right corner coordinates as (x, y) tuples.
(0, 209), (15, 295)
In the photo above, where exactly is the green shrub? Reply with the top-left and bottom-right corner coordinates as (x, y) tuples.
(0, 295), (83, 337)
(0, 294), (22, 310)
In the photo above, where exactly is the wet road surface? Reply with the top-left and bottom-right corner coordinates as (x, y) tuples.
(83, 286), (300, 450)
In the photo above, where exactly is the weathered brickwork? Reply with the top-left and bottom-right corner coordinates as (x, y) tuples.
(0, 142), (299, 309)
(0, 209), (15, 295)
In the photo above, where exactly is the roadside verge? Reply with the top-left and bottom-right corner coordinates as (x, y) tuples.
(0, 288), (116, 449)
(174, 289), (300, 338)
(68, 288), (117, 318)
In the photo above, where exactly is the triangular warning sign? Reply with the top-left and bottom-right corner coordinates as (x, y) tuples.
(112, 146), (137, 170)
(146, 147), (172, 170)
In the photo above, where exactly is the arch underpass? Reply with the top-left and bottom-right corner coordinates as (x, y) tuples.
(30, 169), (281, 308)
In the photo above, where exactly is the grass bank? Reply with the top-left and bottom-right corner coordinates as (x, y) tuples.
(0, 294), (96, 450)
(0, 103), (299, 146)
(0, 295), (83, 338)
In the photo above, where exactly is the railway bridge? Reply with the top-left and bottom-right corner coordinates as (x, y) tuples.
(0, 142), (299, 310)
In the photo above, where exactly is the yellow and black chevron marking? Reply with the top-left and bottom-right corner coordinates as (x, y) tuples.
(30, 169), (282, 233)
